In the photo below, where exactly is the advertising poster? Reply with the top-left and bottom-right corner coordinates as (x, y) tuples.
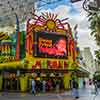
(33, 31), (68, 59)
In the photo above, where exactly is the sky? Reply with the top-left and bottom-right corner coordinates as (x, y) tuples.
(0, 0), (98, 57)
(35, 0), (99, 57)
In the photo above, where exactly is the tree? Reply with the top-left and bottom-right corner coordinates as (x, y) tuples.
(87, 11), (100, 63)
(88, 12), (100, 46)
(95, 50), (100, 64)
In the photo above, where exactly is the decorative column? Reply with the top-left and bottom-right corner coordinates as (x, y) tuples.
(15, 14), (20, 60)
(25, 19), (33, 56)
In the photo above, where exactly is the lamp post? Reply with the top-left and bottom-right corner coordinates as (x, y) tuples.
(82, 0), (100, 13)
(70, 0), (100, 13)
(70, 0), (82, 3)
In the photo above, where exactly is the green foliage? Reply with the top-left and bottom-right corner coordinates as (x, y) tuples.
(95, 50), (100, 63)
(93, 71), (100, 81)
(88, 12), (100, 38)
(88, 11), (100, 62)
(95, 50), (100, 58)
(20, 31), (26, 59)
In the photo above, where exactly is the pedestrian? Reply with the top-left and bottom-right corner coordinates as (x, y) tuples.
(72, 79), (79, 99)
(56, 79), (60, 93)
(31, 78), (36, 95)
(42, 80), (46, 93)
(93, 78), (98, 94)
(89, 78), (92, 85)
(83, 79), (86, 88)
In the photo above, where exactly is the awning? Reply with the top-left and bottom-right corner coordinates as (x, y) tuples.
(75, 67), (90, 77)
(77, 67), (89, 73)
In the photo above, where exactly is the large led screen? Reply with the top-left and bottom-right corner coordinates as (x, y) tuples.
(33, 31), (68, 59)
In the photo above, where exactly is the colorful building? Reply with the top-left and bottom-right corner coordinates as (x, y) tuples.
(0, 12), (89, 92)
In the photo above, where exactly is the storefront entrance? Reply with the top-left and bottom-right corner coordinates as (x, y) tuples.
(2, 70), (20, 91)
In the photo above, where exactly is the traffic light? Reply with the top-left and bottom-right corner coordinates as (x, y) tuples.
(70, 0), (82, 3)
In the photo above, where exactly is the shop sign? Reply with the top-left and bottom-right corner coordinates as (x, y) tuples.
(0, 56), (16, 63)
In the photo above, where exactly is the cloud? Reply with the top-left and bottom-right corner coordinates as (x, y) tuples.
(77, 28), (99, 57)
(37, 5), (71, 18)
(54, 5), (71, 19)
(0, 2), (96, 56)
(0, 26), (15, 34)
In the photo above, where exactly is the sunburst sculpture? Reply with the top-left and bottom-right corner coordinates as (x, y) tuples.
(26, 11), (73, 57)
(0, 32), (9, 40)
(30, 12), (69, 34)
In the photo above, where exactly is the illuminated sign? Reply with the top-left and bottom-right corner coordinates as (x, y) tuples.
(39, 37), (52, 48)
(33, 32), (68, 59)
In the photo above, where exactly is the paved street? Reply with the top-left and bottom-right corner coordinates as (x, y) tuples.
(0, 86), (100, 100)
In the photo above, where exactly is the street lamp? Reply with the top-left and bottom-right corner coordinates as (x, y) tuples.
(82, 0), (100, 13)
(70, 0), (82, 3)
(70, 0), (100, 13)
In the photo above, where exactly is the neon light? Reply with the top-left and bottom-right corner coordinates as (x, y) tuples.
(38, 37), (67, 56)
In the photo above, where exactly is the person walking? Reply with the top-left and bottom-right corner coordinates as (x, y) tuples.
(32, 78), (36, 95)
(56, 79), (60, 93)
(42, 80), (46, 93)
(93, 78), (98, 94)
(83, 79), (86, 88)
(72, 79), (79, 99)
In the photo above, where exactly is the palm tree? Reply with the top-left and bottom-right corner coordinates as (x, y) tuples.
(95, 50), (100, 64)
(88, 11), (100, 46)
(88, 11), (100, 63)
(94, 34), (100, 46)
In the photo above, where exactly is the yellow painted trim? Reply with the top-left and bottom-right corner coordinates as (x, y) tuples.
(0, 61), (22, 69)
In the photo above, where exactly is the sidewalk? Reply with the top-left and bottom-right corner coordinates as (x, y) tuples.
(61, 85), (100, 100)
(0, 86), (100, 100)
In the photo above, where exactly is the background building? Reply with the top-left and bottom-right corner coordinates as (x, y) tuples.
(80, 47), (97, 75)
(94, 59), (100, 72)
